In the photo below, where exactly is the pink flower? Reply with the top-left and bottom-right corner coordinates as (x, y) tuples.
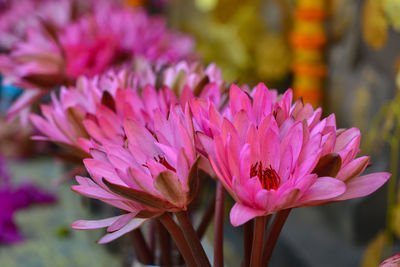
(30, 62), (222, 156)
(197, 83), (390, 226)
(162, 61), (224, 107)
(29, 69), (155, 156)
(1, 3), (194, 121)
(71, 104), (199, 243)
(0, 0), (75, 50)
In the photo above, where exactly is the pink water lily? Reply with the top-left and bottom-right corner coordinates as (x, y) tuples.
(29, 70), (145, 157)
(197, 83), (390, 226)
(0, 3), (194, 121)
(30, 61), (223, 157)
(71, 104), (199, 243)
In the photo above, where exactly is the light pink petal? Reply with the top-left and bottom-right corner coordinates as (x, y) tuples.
(108, 212), (138, 232)
(252, 83), (272, 124)
(273, 187), (301, 211)
(83, 158), (124, 186)
(124, 119), (160, 157)
(278, 146), (292, 182)
(97, 218), (147, 244)
(71, 185), (120, 200)
(7, 89), (45, 122)
(280, 122), (303, 168)
(336, 156), (370, 181)
(334, 128), (360, 152)
(233, 110), (250, 141)
(71, 215), (123, 230)
(254, 189), (276, 211)
(333, 172), (391, 201)
(297, 177), (346, 205)
(230, 202), (265, 226)
(261, 126), (281, 171)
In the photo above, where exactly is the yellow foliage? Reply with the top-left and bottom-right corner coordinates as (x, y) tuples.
(362, 0), (388, 49)
(361, 232), (386, 267)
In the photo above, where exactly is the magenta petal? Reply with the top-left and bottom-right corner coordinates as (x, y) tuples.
(230, 202), (265, 226)
(334, 128), (360, 152)
(97, 218), (147, 244)
(297, 177), (346, 205)
(7, 89), (45, 122)
(333, 172), (391, 201)
(107, 212), (137, 232)
(336, 156), (369, 181)
(261, 126), (281, 171)
(71, 185), (120, 200)
(71, 215), (122, 230)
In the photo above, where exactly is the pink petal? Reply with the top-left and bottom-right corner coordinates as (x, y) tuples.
(333, 172), (391, 201)
(107, 212), (138, 232)
(254, 189), (276, 211)
(71, 185), (120, 200)
(261, 126), (281, 171)
(230, 202), (265, 226)
(97, 218), (147, 244)
(280, 122), (303, 167)
(297, 177), (346, 205)
(252, 83), (272, 124)
(336, 156), (369, 181)
(71, 215), (123, 230)
(334, 128), (360, 152)
(7, 89), (45, 122)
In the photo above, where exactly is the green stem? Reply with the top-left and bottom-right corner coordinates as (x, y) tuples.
(250, 216), (267, 267)
(261, 209), (292, 267)
(214, 182), (225, 267)
(158, 213), (197, 267)
(176, 211), (211, 267)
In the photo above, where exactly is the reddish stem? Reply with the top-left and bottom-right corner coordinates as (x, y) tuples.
(261, 209), (292, 266)
(156, 220), (172, 266)
(176, 211), (211, 267)
(243, 220), (254, 267)
(131, 228), (153, 265)
(158, 213), (197, 267)
(214, 182), (225, 267)
(250, 216), (267, 267)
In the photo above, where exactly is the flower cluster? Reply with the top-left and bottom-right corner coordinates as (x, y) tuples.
(0, 0), (194, 121)
(25, 57), (390, 265)
(29, 59), (389, 242)
(30, 61), (223, 158)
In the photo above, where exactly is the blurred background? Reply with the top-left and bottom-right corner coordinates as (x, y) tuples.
(1, 0), (399, 266)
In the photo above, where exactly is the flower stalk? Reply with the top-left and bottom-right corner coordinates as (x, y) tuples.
(243, 220), (254, 267)
(250, 216), (269, 267)
(261, 209), (292, 266)
(156, 220), (172, 266)
(131, 229), (153, 265)
(158, 213), (197, 267)
(176, 211), (211, 267)
(214, 181), (225, 267)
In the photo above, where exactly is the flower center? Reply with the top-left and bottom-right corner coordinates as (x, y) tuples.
(250, 162), (280, 190)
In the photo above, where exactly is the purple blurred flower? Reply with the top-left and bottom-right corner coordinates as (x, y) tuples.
(0, 156), (56, 244)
